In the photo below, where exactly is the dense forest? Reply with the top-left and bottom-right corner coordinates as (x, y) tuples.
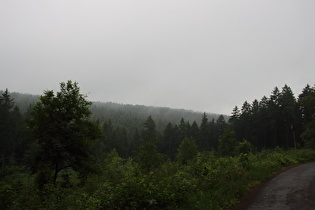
(0, 90), (225, 159)
(229, 84), (315, 149)
(1, 81), (315, 209)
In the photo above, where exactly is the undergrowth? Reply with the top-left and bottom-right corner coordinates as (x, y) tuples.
(1, 149), (315, 209)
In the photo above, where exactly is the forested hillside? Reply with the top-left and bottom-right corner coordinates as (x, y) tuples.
(1, 82), (315, 209)
(0, 90), (223, 130)
(229, 84), (315, 150)
(1, 83), (314, 158)
(0, 90), (225, 157)
(90, 101), (223, 130)
(0, 92), (39, 113)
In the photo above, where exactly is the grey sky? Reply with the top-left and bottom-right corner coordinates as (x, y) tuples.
(1, 0), (314, 115)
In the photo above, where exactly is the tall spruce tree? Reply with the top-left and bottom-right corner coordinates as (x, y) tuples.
(190, 121), (200, 143)
(135, 116), (164, 171)
(298, 84), (315, 126)
(0, 89), (22, 170)
(258, 96), (270, 148)
(160, 122), (178, 160)
(269, 87), (282, 147)
(240, 101), (252, 142)
(278, 85), (298, 148)
(199, 113), (209, 150)
(299, 84), (315, 148)
(142, 116), (157, 142)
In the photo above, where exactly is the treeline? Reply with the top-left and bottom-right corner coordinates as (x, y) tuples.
(0, 89), (26, 170)
(1, 81), (315, 209)
(0, 91), (39, 113)
(229, 84), (315, 150)
(1, 83), (315, 163)
(0, 90), (227, 159)
(89, 102), (224, 154)
(90, 101), (223, 130)
(98, 113), (227, 159)
(95, 84), (315, 159)
(0, 90), (223, 138)
(1, 81), (229, 180)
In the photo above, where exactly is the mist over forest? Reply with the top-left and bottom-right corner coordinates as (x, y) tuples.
(1, 83), (314, 156)
(0, 82), (314, 209)
(1, 90), (224, 131)
(1, 1), (315, 208)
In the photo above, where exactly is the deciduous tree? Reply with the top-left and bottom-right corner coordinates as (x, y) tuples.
(176, 137), (198, 164)
(27, 81), (100, 187)
(218, 130), (238, 157)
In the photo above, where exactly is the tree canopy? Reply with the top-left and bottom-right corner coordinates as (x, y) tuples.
(26, 81), (101, 186)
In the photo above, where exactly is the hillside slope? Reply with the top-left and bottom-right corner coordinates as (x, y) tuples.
(1, 91), (227, 131)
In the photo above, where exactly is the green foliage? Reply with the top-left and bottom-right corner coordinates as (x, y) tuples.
(26, 81), (101, 186)
(142, 115), (158, 143)
(301, 121), (315, 149)
(237, 139), (252, 154)
(299, 85), (315, 149)
(134, 141), (165, 172)
(0, 89), (24, 171)
(1, 149), (315, 209)
(2, 83), (315, 209)
(184, 157), (247, 209)
(237, 140), (252, 169)
(229, 84), (314, 150)
(298, 84), (315, 125)
(218, 130), (238, 156)
(176, 137), (198, 164)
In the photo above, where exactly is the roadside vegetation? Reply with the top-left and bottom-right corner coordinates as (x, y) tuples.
(1, 147), (314, 209)
(1, 81), (314, 209)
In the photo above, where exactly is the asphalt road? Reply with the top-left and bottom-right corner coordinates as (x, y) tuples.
(245, 162), (315, 210)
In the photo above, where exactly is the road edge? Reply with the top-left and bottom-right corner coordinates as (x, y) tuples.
(230, 163), (301, 210)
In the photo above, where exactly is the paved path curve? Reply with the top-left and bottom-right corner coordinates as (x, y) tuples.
(245, 162), (315, 210)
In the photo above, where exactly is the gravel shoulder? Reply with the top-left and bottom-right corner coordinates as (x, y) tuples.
(232, 162), (315, 210)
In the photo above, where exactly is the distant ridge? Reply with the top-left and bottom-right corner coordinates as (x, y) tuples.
(0, 91), (40, 113)
(91, 101), (226, 126)
(1, 91), (227, 130)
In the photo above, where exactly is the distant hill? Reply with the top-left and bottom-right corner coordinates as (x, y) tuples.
(90, 101), (226, 131)
(1, 90), (227, 132)
(0, 91), (40, 113)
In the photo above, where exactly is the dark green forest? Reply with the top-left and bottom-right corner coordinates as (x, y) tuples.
(1, 81), (315, 209)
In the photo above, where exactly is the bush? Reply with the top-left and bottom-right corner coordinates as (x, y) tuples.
(2, 149), (315, 209)
(176, 137), (198, 165)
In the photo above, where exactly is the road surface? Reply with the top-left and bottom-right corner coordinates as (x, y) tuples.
(244, 162), (315, 210)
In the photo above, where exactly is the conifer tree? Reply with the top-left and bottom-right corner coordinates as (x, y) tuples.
(299, 84), (315, 148)
(199, 113), (209, 150)
(298, 84), (315, 126)
(0, 89), (20, 170)
(160, 122), (177, 159)
(190, 121), (200, 143)
(278, 85), (297, 148)
(142, 116), (157, 142)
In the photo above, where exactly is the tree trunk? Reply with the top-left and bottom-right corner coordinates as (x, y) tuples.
(53, 162), (59, 184)
(1, 152), (4, 171)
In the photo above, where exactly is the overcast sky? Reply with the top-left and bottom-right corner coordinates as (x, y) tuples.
(1, 1), (314, 115)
